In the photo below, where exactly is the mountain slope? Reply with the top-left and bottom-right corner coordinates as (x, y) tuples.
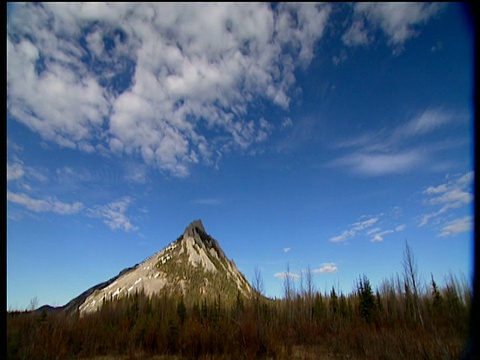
(74, 220), (253, 315)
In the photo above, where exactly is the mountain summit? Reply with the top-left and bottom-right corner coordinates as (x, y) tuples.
(73, 220), (253, 315)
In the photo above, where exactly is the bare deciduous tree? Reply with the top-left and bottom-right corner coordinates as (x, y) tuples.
(305, 265), (315, 301)
(28, 296), (38, 311)
(283, 263), (295, 302)
(252, 265), (264, 297)
(402, 240), (424, 326)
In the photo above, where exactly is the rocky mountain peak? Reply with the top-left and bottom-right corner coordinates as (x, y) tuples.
(182, 219), (226, 258)
(184, 219), (206, 236)
(67, 220), (253, 315)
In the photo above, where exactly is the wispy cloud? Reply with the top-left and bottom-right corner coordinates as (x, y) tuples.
(330, 213), (406, 243)
(313, 263), (338, 274)
(87, 196), (138, 232)
(352, 217), (379, 231)
(7, 156), (139, 232)
(7, 3), (332, 177)
(329, 108), (459, 177)
(329, 215), (379, 243)
(283, 247), (291, 253)
(7, 191), (84, 215)
(419, 171), (474, 227)
(123, 163), (148, 184)
(370, 224), (406, 242)
(439, 216), (473, 237)
(366, 227), (381, 235)
(396, 109), (453, 137)
(329, 229), (356, 243)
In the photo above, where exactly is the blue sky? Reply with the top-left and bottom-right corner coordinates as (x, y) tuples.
(7, 3), (474, 309)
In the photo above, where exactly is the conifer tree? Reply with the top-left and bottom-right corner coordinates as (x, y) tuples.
(358, 275), (376, 324)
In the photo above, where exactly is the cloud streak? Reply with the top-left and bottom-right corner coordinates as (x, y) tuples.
(397, 109), (453, 137)
(333, 150), (424, 176)
(329, 108), (458, 177)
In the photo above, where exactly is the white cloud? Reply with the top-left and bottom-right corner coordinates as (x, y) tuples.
(87, 196), (138, 232)
(7, 191), (84, 215)
(274, 271), (300, 280)
(313, 263), (338, 274)
(420, 171), (474, 227)
(439, 216), (472, 237)
(283, 247), (291, 253)
(344, 3), (444, 50)
(7, 36), (109, 149)
(7, 3), (331, 177)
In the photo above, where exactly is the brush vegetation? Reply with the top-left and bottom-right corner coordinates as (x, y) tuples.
(7, 245), (472, 359)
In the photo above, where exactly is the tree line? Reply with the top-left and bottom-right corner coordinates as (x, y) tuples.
(7, 243), (472, 359)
